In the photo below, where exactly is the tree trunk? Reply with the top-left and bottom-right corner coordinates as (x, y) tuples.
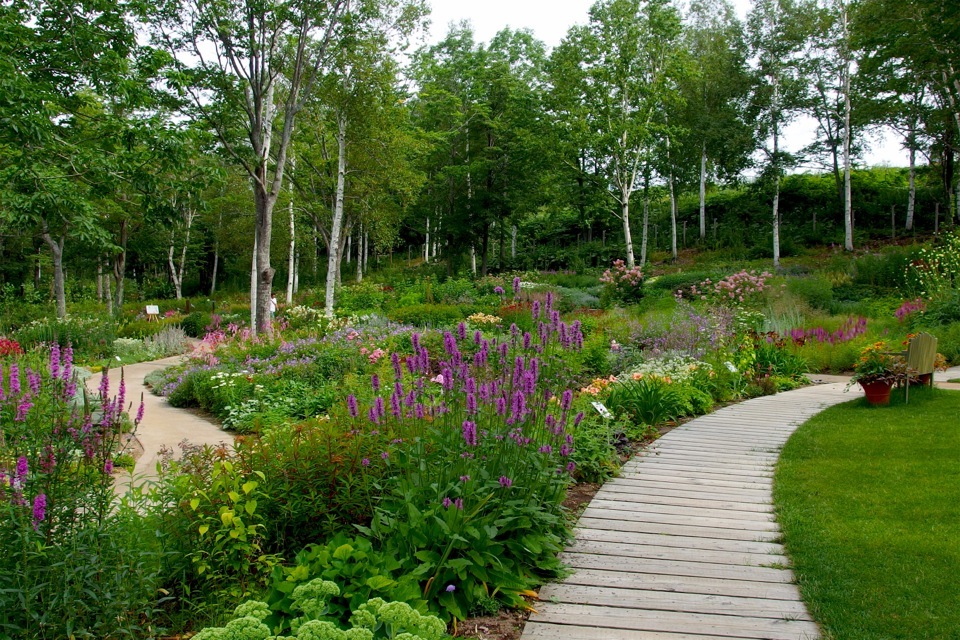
(470, 245), (477, 276)
(906, 143), (916, 230)
(250, 234), (258, 330)
(211, 209), (221, 295)
(113, 219), (127, 312)
(96, 260), (103, 302)
(286, 155), (296, 304)
(105, 260), (113, 316)
(842, 5), (854, 252)
(699, 142), (707, 239)
(773, 175), (781, 270)
(41, 227), (66, 319)
(356, 224), (363, 283)
(481, 222), (489, 276)
(622, 190), (635, 269)
(325, 113), (348, 318)
(511, 225), (517, 260)
(424, 216), (430, 263)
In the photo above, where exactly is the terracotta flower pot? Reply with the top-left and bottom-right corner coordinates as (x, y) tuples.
(860, 379), (893, 406)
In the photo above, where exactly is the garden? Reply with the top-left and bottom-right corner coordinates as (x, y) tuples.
(2, 230), (960, 639)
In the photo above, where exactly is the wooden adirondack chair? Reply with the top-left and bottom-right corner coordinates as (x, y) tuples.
(903, 332), (938, 403)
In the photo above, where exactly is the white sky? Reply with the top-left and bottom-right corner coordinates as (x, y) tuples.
(423, 0), (908, 169)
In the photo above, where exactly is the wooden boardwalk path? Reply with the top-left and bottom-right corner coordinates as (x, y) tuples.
(523, 382), (860, 640)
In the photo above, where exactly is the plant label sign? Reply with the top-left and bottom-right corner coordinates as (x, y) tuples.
(591, 401), (613, 419)
(145, 305), (160, 320)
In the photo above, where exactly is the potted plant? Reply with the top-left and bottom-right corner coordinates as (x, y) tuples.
(846, 341), (907, 406)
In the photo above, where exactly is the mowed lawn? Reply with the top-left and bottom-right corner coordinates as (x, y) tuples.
(774, 388), (960, 639)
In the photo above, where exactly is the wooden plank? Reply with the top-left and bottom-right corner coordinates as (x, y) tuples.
(524, 621), (726, 640)
(593, 488), (774, 512)
(635, 456), (774, 472)
(528, 603), (820, 640)
(646, 446), (780, 461)
(567, 538), (789, 567)
(574, 527), (784, 556)
(560, 552), (794, 583)
(553, 567), (804, 601)
(624, 463), (774, 480)
(574, 516), (781, 543)
(538, 584), (812, 620)
(587, 498), (777, 523)
(580, 506), (780, 532)
(610, 475), (774, 494)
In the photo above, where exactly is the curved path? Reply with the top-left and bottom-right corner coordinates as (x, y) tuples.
(522, 382), (863, 640)
(86, 353), (232, 487)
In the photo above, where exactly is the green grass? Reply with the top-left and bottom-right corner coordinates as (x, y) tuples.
(774, 387), (960, 640)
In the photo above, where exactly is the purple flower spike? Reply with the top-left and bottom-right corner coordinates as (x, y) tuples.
(362, 458), (371, 467)
(104, 459), (114, 475)
(392, 352), (403, 379)
(347, 394), (359, 418)
(455, 498), (464, 510)
(494, 286), (505, 295)
(457, 322), (467, 341)
(50, 343), (61, 380)
(442, 497), (453, 509)
(16, 456), (29, 479)
(462, 420), (478, 446)
(499, 476), (513, 488)
(512, 276), (521, 296)
(466, 392), (477, 415)
(560, 389), (573, 411)
(574, 411), (585, 427)
(32, 493), (46, 529)
(532, 300), (541, 320)
(371, 374), (380, 393)
(523, 332), (532, 350)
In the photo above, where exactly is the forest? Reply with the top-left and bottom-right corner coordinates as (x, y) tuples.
(1, 0), (958, 333)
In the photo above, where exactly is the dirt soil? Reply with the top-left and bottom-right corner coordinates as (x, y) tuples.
(453, 609), (529, 640)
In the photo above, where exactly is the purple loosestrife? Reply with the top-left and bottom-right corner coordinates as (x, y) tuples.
(50, 343), (61, 380)
(32, 493), (46, 529)
(16, 456), (28, 480)
(9, 363), (20, 396)
(457, 322), (467, 341)
(499, 476), (513, 488)
(523, 332), (532, 349)
(466, 392), (477, 415)
(15, 398), (32, 422)
(442, 497), (453, 509)
(375, 396), (385, 419)
(27, 368), (40, 396)
(371, 374), (381, 393)
(462, 420), (478, 446)
(347, 394), (359, 418)
(392, 352), (403, 379)
(455, 498), (464, 510)
(512, 276), (521, 296)
(532, 300), (541, 320)
(415, 403), (425, 419)
(104, 459), (114, 474)
(368, 407), (380, 425)
(474, 330), (482, 345)
(391, 392), (402, 419)
(560, 389), (573, 411)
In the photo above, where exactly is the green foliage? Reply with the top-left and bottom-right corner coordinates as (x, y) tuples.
(786, 276), (833, 311)
(605, 378), (682, 426)
(387, 304), (465, 327)
(337, 283), (387, 316)
(181, 311), (216, 338)
(266, 535), (426, 631)
(13, 315), (116, 362)
(150, 455), (278, 606)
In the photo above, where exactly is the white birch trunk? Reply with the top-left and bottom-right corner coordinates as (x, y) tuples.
(621, 187), (635, 269)
(250, 234), (258, 330)
(424, 216), (430, 263)
(842, 5), (854, 252)
(699, 143), (707, 239)
(286, 155), (296, 304)
(325, 114), (348, 318)
(906, 144), (916, 230)
(511, 225), (517, 259)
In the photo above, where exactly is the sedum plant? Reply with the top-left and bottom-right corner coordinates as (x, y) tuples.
(192, 579), (449, 640)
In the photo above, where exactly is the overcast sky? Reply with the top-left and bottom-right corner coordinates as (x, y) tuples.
(422, 0), (907, 169)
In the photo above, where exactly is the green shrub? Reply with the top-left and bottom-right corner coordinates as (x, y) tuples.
(786, 276), (833, 311)
(13, 315), (116, 361)
(337, 282), (386, 315)
(180, 311), (214, 338)
(606, 378), (683, 426)
(387, 304), (465, 327)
